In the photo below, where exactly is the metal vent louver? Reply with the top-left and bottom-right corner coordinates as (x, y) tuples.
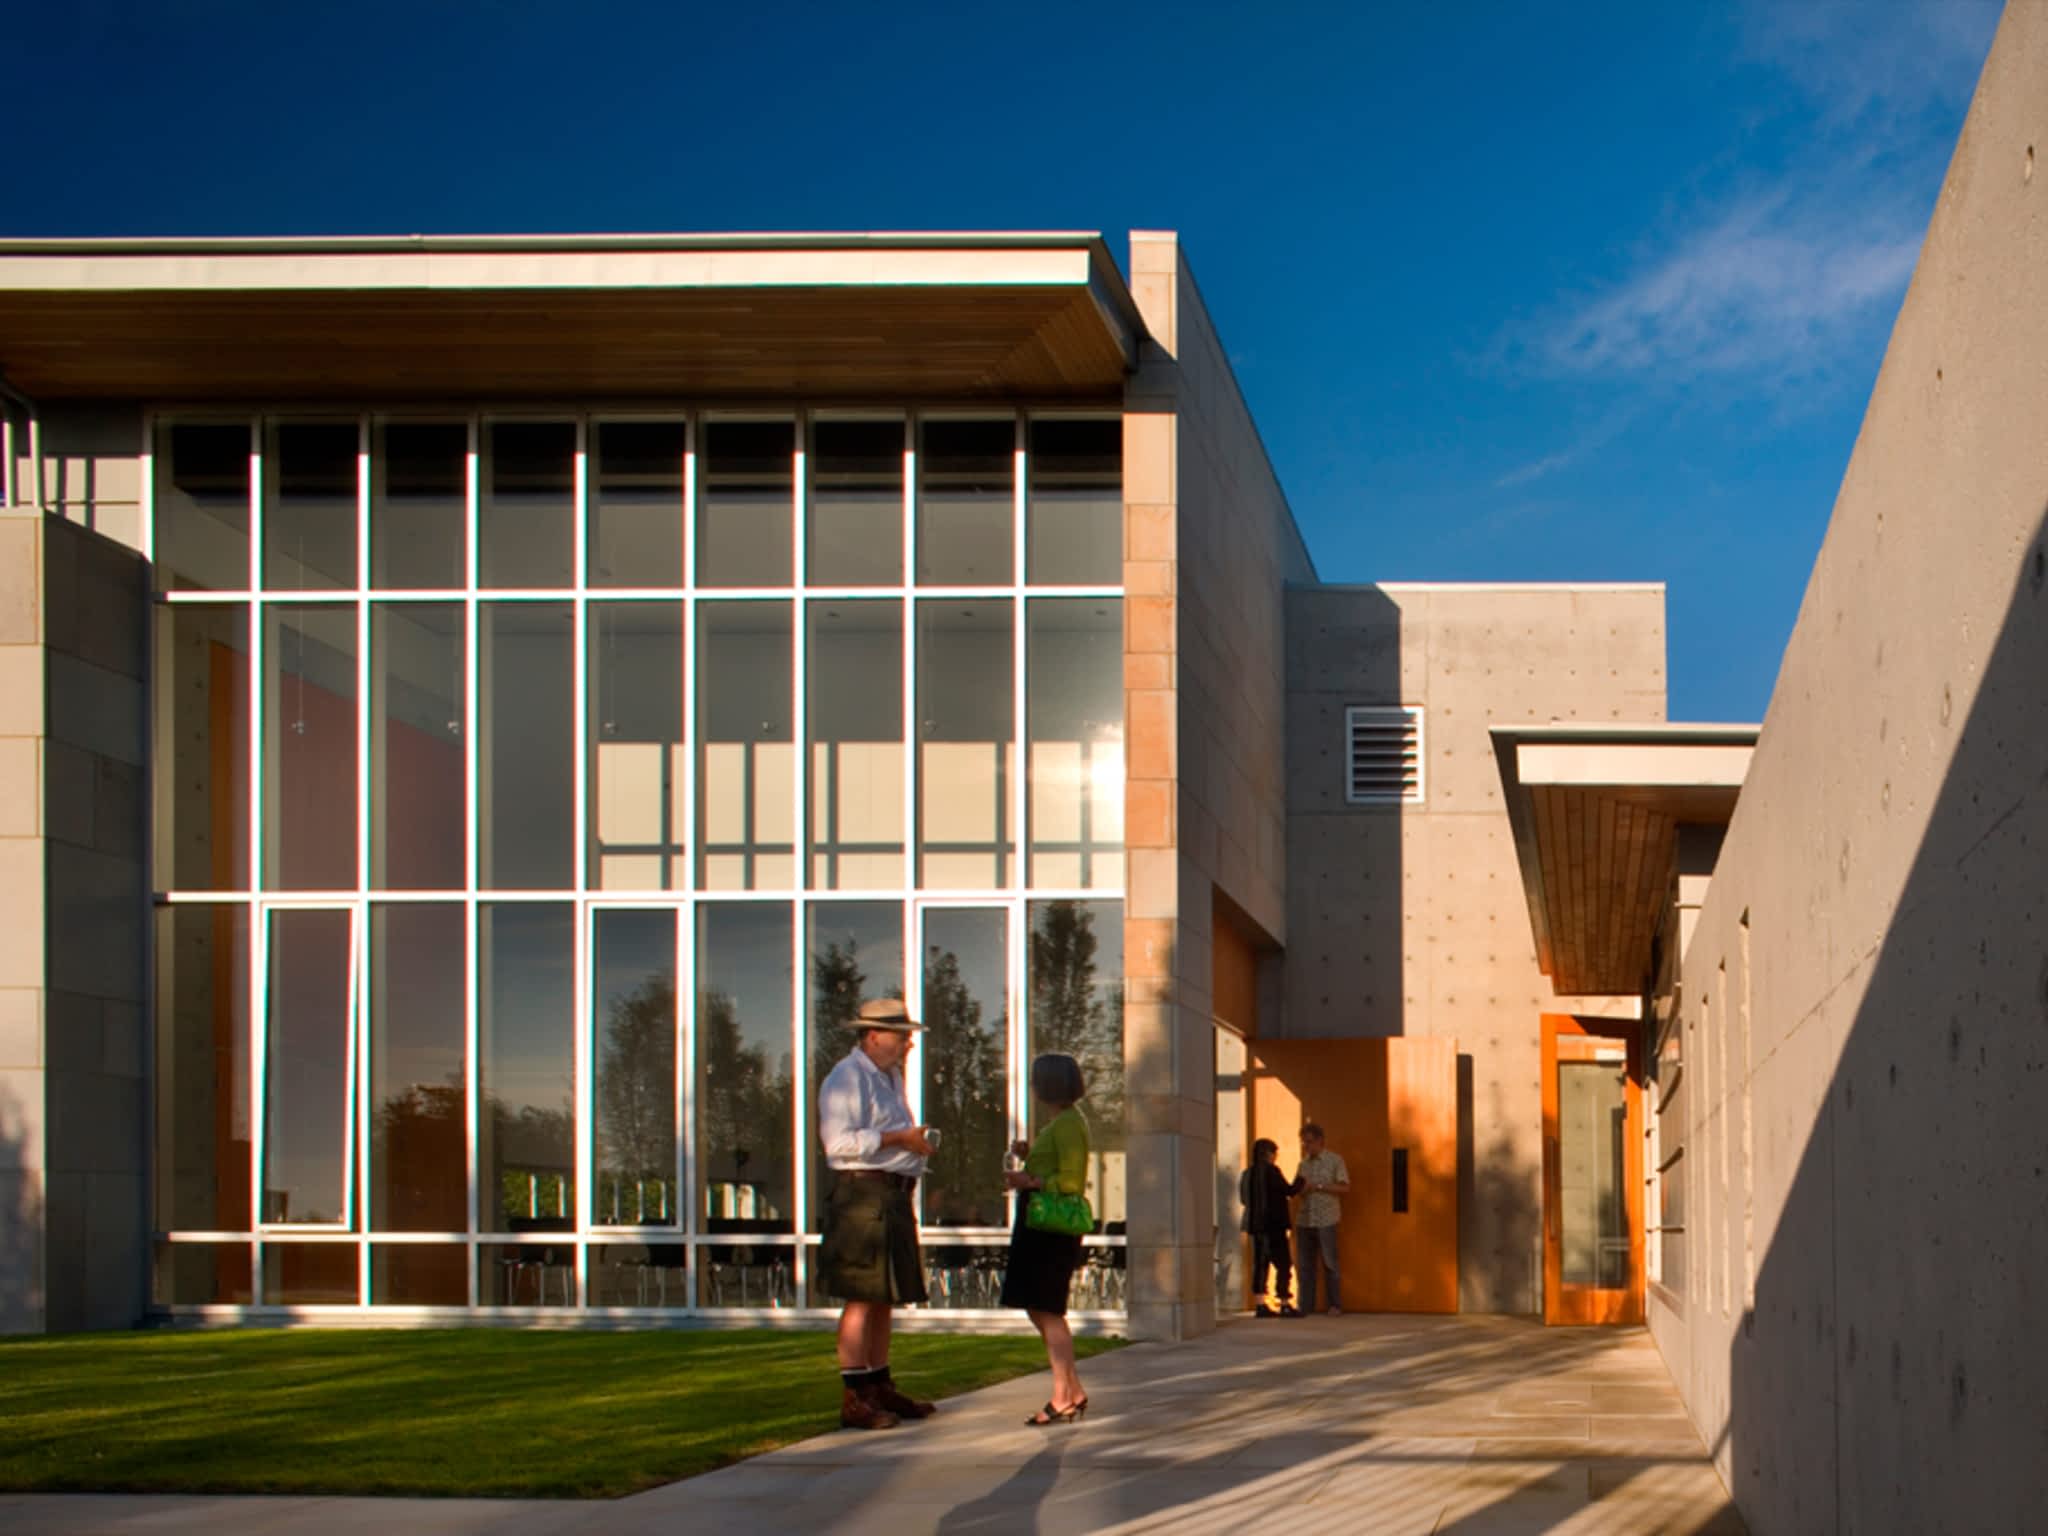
(1344, 706), (1424, 805)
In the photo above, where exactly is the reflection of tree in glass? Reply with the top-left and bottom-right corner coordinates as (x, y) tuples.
(1030, 901), (1126, 1147)
(486, 1098), (574, 1224)
(697, 988), (793, 1225)
(597, 975), (677, 1223)
(373, 1079), (465, 1230)
(809, 939), (867, 1089)
(921, 944), (1007, 1226)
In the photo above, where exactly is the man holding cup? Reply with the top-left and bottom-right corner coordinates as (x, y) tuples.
(816, 997), (937, 1429)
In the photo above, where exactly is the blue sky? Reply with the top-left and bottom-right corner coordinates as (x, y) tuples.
(10, 1), (2002, 720)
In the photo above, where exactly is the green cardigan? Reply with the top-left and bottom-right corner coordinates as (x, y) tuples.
(1025, 1106), (1090, 1196)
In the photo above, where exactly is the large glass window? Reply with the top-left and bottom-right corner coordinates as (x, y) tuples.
(154, 604), (250, 892)
(479, 903), (577, 1232)
(696, 602), (793, 890)
(920, 908), (1009, 1228)
(154, 905), (251, 1231)
(368, 904), (466, 1232)
(807, 601), (904, 891)
(1027, 417), (1121, 585)
(480, 602), (574, 890)
(805, 901), (904, 1232)
(698, 420), (793, 587)
(590, 602), (685, 891)
(481, 421), (575, 589)
(1029, 898), (1125, 1231)
(370, 603), (465, 890)
(808, 417), (902, 586)
(262, 420), (358, 592)
(371, 421), (467, 590)
(696, 904), (794, 1236)
(917, 600), (1013, 889)
(592, 909), (679, 1228)
(261, 907), (357, 1226)
(918, 418), (1013, 585)
(148, 404), (1129, 1317)
(154, 421), (250, 593)
(591, 420), (686, 589)
(263, 604), (358, 891)
(1026, 599), (1124, 890)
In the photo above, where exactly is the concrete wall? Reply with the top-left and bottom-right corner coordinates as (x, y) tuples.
(1121, 230), (1315, 1341)
(1284, 584), (1666, 1312)
(1654, 8), (2048, 1529)
(0, 510), (150, 1334)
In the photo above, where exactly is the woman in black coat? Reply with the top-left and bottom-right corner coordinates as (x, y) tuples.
(1239, 1137), (1300, 1317)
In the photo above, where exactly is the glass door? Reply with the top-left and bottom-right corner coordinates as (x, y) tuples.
(1542, 1013), (1644, 1324)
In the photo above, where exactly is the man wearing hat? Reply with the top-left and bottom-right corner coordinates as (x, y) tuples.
(816, 996), (938, 1429)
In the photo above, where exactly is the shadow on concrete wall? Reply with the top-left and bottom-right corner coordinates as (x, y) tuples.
(1727, 510), (2048, 1532)
(1459, 1053), (1544, 1317)
(0, 1094), (43, 1333)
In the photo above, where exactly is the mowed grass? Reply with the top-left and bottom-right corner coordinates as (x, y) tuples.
(0, 1328), (1125, 1498)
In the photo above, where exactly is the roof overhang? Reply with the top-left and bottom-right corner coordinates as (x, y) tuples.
(1492, 723), (1758, 996)
(0, 232), (1143, 402)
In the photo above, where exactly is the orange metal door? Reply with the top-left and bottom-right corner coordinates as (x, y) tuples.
(1247, 1037), (1458, 1313)
(1541, 1013), (1645, 1325)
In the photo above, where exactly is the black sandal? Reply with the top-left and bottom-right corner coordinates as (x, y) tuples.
(1026, 1397), (1088, 1425)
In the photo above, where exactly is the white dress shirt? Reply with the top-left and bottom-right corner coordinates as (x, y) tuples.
(817, 1046), (926, 1176)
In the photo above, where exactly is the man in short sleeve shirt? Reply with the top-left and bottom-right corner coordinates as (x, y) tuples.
(817, 998), (936, 1429)
(1290, 1121), (1351, 1315)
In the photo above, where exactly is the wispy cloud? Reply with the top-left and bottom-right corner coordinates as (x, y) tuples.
(1491, 403), (1641, 489)
(1502, 0), (1998, 394)
(1533, 193), (1922, 382)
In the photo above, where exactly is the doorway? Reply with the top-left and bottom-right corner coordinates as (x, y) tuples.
(1541, 1013), (1643, 1324)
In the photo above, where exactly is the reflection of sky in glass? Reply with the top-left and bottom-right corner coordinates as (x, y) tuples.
(482, 904), (576, 1118)
(264, 908), (352, 1223)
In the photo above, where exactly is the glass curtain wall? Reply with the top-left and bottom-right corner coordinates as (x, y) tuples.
(149, 405), (1126, 1316)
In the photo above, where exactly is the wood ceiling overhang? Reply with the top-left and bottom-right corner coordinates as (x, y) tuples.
(1491, 726), (1759, 997)
(0, 234), (1142, 402)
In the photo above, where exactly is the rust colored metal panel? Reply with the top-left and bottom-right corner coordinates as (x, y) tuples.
(1247, 1037), (1458, 1314)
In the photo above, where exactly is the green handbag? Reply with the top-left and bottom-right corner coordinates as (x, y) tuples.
(1025, 1188), (1095, 1236)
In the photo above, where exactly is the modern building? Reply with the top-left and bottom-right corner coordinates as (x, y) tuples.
(0, 227), (1701, 1343)
(3, 27), (2044, 1534)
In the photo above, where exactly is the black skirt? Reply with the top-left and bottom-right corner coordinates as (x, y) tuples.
(1000, 1202), (1084, 1315)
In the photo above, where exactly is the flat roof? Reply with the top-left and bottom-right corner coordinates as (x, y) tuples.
(1492, 722), (1760, 996)
(0, 231), (1144, 401)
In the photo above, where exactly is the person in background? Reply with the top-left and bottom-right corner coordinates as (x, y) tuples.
(1290, 1121), (1351, 1316)
(1239, 1137), (1300, 1317)
(1001, 1052), (1092, 1425)
(817, 998), (938, 1430)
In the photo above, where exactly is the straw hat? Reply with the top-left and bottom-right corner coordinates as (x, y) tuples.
(852, 997), (927, 1032)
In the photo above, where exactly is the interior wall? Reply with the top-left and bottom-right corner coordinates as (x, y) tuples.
(1657, 8), (2048, 1529)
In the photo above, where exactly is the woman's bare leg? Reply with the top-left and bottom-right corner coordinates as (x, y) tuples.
(1027, 1309), (1084, 1408)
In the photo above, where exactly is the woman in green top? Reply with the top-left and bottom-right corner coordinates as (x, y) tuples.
(1001, 1052), (1093, 1424)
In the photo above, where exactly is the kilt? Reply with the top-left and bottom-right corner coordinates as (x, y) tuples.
(819, 1172), (929, 1305)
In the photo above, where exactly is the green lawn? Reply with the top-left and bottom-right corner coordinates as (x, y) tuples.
(0, 1329), (1125, 1498)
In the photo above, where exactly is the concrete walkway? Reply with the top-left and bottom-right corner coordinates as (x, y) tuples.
(1, 1314), (1744, 1535)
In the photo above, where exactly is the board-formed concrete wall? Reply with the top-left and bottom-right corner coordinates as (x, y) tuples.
(1657, 7), (2048, 1529)
(1284, 584), (1666, 1312)
(1121, 231), (1316, 1341)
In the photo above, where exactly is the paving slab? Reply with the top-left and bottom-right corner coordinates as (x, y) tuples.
(1, 1314), (1744, 1535)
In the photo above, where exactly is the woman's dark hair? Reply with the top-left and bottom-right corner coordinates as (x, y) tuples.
(1029, 1052), (1086, 1108)
(1251, 1137), (1279, 1163)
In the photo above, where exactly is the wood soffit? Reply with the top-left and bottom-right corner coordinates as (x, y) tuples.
(0, 239), (1141, 401)
(1491, 728), (1756, 997)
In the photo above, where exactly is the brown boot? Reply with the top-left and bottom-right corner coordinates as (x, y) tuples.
(871, 1369), (935, 1420)
(840, 1384), (899, 1430)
